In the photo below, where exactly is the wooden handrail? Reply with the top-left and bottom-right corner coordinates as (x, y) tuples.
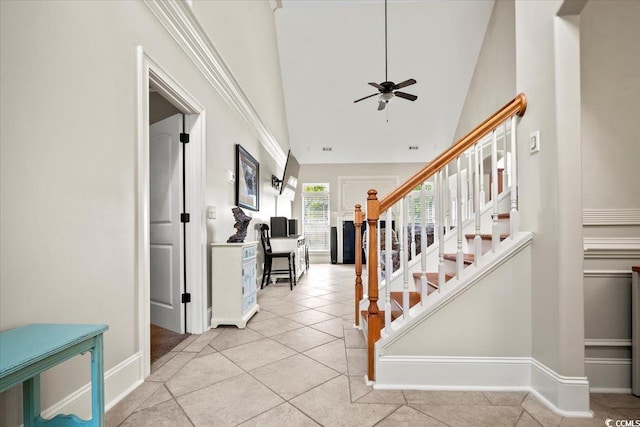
(379, 93), (527, 212)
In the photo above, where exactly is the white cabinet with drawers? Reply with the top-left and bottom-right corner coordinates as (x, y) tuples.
(210, 242), (259, 328)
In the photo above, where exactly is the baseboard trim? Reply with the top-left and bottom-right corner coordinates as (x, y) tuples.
(375, 355), (591, 417)
(40, 352), (144, 420)
(589, 387), (632, 394)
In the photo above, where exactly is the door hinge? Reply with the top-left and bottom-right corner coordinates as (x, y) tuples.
(180, 133), (190, 143)
(181, 293), (191, 303)
(181, 213), (190, 223)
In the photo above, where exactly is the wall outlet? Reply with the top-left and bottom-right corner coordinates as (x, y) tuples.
(529, 130), (540, 154)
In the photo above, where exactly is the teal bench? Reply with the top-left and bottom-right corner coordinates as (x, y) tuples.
(0, 323), (109, 427)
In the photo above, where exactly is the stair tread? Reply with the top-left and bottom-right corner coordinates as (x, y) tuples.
(464, 233), (509, 240)
(497, 213), (510, 219)
(443, 253), (474, 264)
(390, 291), (421, 308)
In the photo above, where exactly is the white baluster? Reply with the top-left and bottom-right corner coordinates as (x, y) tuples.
(377, 219), (382, 288)
(437, 170), (445, 289)
(467, 150), (473, 220)
(385, 209), (393, 334)
(502, 123), (509, 189)
(420, 182), (428, 304)
(456, 156), (464, 277)
(409, 194), (416, 260)
(479, 139), (485, 208)
(491, 129), (499, 252)
(510, 116), (519, 237)
(474, 142), (482, 263)
(401, 197), (409, 319)
(444, 164), (450, 234)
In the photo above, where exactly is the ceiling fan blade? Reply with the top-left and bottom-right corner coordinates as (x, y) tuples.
(393, 79), (417, 90)
(394, 91), (417, 101)
(368, 82), (384, 90)
(354, 93), (379, 103)
(378, 100), (386, 111)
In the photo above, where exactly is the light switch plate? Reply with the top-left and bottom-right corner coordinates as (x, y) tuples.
(227, 170), (235, 184)
(529, 130), (540, 154)
(207, 206), (216, 219)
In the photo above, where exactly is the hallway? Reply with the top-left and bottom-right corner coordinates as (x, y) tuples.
(106, 264), (633, 426)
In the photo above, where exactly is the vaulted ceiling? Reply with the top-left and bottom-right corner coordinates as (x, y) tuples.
(274, 0), (495, 164)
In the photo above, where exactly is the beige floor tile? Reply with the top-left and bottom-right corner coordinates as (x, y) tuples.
(591, 393), (640, 408)
(245, 309), (278, 324)
(170, 334), (197, 352)
(136, 385), (174, 411)
(589, 399), (628, 420)
(559, 416), (608, 426)
(346, 348), (368, 376)
(221, 338), (297, 371)
(208, 326), (264, 351)
(283, 309), (336, 326)
(303, 339), (348, 374)
(165, 352), (244, 396)
(349, 376), (372, 402)
(356, 389), (406, 404)
(259, 302), (309, 316)
(120, 399), (192, 427)
(150, 351), (179, 373)
(271, 326), (337, 352)
(238, 402), (320, 427)
(314, 302), (354, 317)
(516, 411), (543, 426)
(250, 354), (340, 400)
(483, 390), (529, 406)
(376, 405), (448, 426)
(296, 297), (335, 309)
(521, 394), (562, 427)
(246, 316), (304, 337)
(290, 375), (399, 427)
(403, 390), (492, 405)
(146, 352), (196, 382)
(181, 329), (220, 352)
(177, 373), (283, 426)
(344, 329), (367, 349)
(297, 288), (334, 297)
(412, 404), (523, 427)
(106, 381), (163, 427)
(309, 317), (345, 338)
(613, 407), (640, 419)
(195, 344), (216, 358)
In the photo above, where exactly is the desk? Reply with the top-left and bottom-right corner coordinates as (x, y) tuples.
(270, 235), (307, 281)
(0, 323), (109, 427)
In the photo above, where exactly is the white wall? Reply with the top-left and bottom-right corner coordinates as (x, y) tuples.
(580, 0), (640, 392)
(452, 0), (516, 142)
(0, 1), (289, 424)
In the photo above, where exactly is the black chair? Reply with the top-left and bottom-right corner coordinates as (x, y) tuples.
(260, 224), (296, 290)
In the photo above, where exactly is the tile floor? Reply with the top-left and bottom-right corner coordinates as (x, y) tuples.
(107, 264), (639, 426)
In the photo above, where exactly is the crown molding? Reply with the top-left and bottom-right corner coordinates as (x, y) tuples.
(583, 209), (640, 226)
(583, 270), (633, 279)
(143, 0), (287, 168)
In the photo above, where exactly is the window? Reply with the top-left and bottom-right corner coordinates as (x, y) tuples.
(302, 183), (330, 251)
(407, 184), (434, 225)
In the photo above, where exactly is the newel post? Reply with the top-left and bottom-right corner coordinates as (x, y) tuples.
(354, 204), (365, 327)
(366, 190), (381, 381)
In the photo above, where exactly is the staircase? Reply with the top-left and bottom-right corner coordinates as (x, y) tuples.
(353, 94), (530, 384)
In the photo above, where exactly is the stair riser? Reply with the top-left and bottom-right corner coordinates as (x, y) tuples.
(466, 237), (492, 255)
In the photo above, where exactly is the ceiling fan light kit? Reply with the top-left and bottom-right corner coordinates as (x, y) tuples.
(354, 0), (417, 111)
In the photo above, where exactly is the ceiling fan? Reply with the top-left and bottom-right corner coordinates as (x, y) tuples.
(354, 0), (417, 111)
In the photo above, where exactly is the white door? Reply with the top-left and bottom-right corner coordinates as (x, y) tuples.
(150, 113), (184, 333)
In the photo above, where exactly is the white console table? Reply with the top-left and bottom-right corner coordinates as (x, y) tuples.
(269, 235), (307, 282)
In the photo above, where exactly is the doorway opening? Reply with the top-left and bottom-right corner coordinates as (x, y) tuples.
(137, 48), (207, 376)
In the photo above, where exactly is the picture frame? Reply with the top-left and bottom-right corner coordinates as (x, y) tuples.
(235, 144), (260, 211)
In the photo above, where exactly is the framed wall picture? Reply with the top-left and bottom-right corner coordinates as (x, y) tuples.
(235, 144), (260, 211)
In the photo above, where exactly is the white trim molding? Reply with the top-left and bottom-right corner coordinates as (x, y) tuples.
(143, 0), (287, 168)
(583, 270), (633, 279)
(583, 209), (640, 226)
(41, 353), (143, 420)
(585, 357), (632, 394)
(583, 237), (640, 259)
(585, 339), (631, 347)
(374, 356), (591, 417)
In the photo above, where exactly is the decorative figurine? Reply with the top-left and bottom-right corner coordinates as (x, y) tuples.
(227, 206), (252, 243)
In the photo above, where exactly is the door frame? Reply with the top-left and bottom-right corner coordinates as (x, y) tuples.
(136, 47), (208, 376)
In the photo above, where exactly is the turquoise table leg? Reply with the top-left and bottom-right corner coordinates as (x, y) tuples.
(91, 334), (105, 427)
(23, 374), (41, 427)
